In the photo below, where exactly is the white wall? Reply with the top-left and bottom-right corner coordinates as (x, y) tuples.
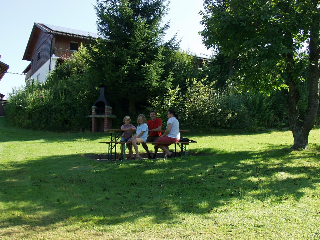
(30, 55), (58, 83)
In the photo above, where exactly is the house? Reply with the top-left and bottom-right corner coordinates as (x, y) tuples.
(22, 23), (98, 83)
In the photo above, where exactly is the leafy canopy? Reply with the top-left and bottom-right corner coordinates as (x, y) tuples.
(201, 0), (317, 92)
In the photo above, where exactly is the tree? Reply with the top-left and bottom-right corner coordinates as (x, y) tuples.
(201, 0), (320, 149)
(90, 0), (177, 114)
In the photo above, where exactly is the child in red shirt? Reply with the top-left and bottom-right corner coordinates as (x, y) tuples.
(142, 110), (162, 159)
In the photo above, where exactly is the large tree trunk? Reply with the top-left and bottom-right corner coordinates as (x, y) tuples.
(288, 20), (320, 150)
(292, 128), (310, 149)
(287, 81), (305, 149)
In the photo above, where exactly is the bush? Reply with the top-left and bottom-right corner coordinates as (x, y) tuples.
(6, 70), (292, 132)
(6, 47), (96, 131)
(6, 45), (301, 133)
(149, 78), (289, 131)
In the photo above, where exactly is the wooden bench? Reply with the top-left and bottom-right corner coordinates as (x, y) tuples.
(99, 140), (197, 160)
(151, 141), (197, 157)
(99, 141), (128, 160)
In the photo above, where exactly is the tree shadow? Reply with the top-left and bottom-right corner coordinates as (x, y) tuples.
(0, 117), (108, 143)
(1, 144), (319, 231)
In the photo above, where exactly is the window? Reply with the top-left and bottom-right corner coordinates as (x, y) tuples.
(37, 51), (41, 61)
(70, 42), (79, 53)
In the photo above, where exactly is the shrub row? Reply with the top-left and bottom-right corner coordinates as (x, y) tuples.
(6, 78), (289, 132)
(151, 79), (289, 131)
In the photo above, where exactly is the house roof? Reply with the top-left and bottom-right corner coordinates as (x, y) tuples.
(36, 23), (99, 39)
(0, 61), (9, 81)
(23, 23), (99, 61)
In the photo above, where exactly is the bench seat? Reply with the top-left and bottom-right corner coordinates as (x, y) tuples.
(99, 141), (197, 160)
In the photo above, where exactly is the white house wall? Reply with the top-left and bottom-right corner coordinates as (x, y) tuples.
(30, 56), (58, 83)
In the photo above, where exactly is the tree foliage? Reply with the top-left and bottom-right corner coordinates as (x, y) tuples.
(157, 80), (287, 131)
(7, 0), (307, 133)
(5, 47), (96, 131)
(5, 0), (213, 131)
(88, 0), (178, 114)
(201, 0), (320, 149)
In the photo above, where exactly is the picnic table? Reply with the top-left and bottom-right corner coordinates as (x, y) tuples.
(99, 129), (196, 160)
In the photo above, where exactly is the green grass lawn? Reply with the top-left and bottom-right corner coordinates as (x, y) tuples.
(1, 117), (320, 239)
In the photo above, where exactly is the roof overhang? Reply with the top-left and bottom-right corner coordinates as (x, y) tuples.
(23, 24), (42, 61)
(0, 61), (9, 81)
(22, 63), (31, 74)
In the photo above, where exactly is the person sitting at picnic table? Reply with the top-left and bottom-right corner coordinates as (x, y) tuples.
(129, 114), (148, 160)
(153, 109), (180, 158)
(120, 116), (136, 160)
(142, 110), (162, 159)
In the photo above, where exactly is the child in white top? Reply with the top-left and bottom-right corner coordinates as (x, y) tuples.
(129, 114), (148, 160)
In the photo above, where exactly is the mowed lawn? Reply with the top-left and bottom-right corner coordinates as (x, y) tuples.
(1, 117), (320, 239)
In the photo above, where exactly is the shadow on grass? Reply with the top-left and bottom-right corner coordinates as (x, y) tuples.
(1, 144), (319, 229)
(0, 117), (108, 143)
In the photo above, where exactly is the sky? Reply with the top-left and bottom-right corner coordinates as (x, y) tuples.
(0, 0), (213, 100)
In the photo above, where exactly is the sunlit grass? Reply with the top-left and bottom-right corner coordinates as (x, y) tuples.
(1, 117), (320, 239)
